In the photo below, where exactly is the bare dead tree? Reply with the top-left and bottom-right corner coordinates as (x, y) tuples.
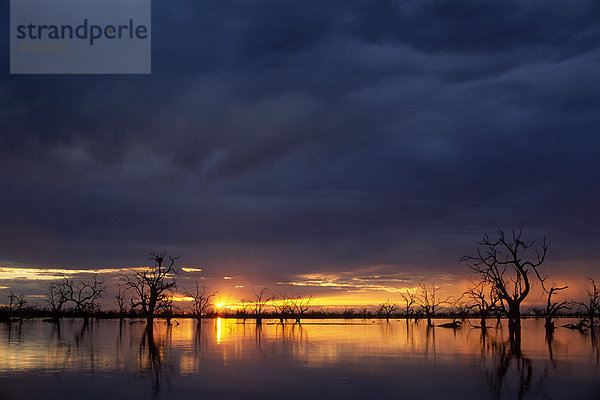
(579, 278), (600, 331)
(116, 289), (127, 317)
(47, 279), (70, 318)
(237, 299), (252, 323)
(8, 292), (27, 313)
(399, 289), (417, 318)
(65, 275), (105, 319)
(184, 281), (217, 320)
(272, 295), (293, 322)
(378, 299), (398, 321)
(463, 280), (500, 329)
(289, 295), (313, 323)
(121, 252), (179, 323)
(417, 282), (447, 326)
(252, 287), (273, 324)
(461, 226), (548, 349)
(543, 284), (569, 332)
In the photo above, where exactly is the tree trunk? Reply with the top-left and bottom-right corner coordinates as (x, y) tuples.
(508, 308), (522, 355)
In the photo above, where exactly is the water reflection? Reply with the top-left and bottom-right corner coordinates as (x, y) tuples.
(0, 318), (598, 400)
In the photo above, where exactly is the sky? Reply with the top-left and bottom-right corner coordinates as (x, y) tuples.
(1, 0), (599, 309)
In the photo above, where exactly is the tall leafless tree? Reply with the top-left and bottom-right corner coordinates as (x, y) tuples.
(378, 299), (398, 321)
(542, 284), (569, 332)
(579, 278), (599, 332)
(272, 295), (293, 322)
(65, 275), (105, 318)
(399, 289), (417, 317)
(272, 295), (292, 315)
(47, 279), (70, 318)
(289, 295), (313, 323)
(121, 252), (179, 322)
(184, 281), (217, 320)
(116, 289), (127, 317)
(251, 287), (273, 324)
(46, 275), (104, 321)
(463, 280), (500, 329)
(461, 226), (548, 349)
(417, 282), (447, 326)
(8, 292), (27, 313)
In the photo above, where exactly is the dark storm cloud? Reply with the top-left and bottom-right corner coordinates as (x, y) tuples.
(1, 0), (599, 290)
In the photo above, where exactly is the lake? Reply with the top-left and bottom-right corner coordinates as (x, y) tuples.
(1, 318), (598, 400)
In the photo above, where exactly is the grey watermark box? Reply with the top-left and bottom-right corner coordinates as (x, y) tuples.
(10, 0), (151, 74)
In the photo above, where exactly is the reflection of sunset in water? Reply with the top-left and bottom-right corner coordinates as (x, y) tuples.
(1, 318), (598, 399)
(0, 318), (595, 371)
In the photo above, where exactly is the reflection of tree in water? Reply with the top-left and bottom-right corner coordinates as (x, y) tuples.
(193, 319), (206, 361)
(424, 324), (437, 360)
(139, 322), (172, 394)
(595, 330), (600, 369)
(481, 330), (533, 400)
(580, 327), (600, 369)
(4, 319), (23, 342)
(274, 321), (305, 344)
(255, 322), (263, 354)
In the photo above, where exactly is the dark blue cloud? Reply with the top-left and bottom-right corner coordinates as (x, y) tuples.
(0, 0), (599, 285)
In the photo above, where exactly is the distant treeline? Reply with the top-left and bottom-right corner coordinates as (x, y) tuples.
(0, 301), (595, 322)
(2, 229), (600, 344)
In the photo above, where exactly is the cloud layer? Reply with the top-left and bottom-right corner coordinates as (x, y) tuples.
(1, 1), (599, 300)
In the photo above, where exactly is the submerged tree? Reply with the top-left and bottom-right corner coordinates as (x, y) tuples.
(121, 252), (179, 323)
(399, 289), (417, 318)
(238, 299), (251, 322)
(272, 295), (293, 321)
(463, 280), (500, 329)
(289, 295), (313, 323)
(542, 284), (569, 333)
(378, 299), (398, 321)
(116, 289), (127, 318)
(184, 281), (217, 320)
(417, 282), (446, 326)
(47, 280), (70, 319)
(8, 292), (27, 313)
(45, 275), (104, 320)
(64, 275), (105, 319)
(251, 287), (273, 324)
(461, 226), (548, 351)
(579, 278), (599, 332)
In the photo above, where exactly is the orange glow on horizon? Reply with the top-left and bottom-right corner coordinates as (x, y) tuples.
(0, 265), (590, 310)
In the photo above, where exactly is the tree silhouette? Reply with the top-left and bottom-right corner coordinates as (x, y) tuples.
(121, 252), (179, 322)
(463, 280), (500, 329)
(378, 299), (398, 321)
(184, 281), (217, 320)
(116, 289), (127, 318)
(289, 295), (313, 323)
(417, 282), (447, 326)
(8, 292), (26, 313)
(461, 226), (547, 353)
(399, 289), (417, 318)
(579, 278), (599, 333)
(47, 279), (70, 318)
(251, 287), (273, 324)
(64, 274), (105, 320)
(542, 284), (569, 333)
(272, 295), (293, 321)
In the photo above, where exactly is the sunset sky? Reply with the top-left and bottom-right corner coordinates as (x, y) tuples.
(1, 1), (599, 309)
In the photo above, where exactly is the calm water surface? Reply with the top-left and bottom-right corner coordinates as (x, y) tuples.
(1, 318), (598, 400)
